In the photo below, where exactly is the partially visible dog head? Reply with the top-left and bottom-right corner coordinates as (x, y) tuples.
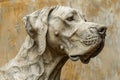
(23, 6), (107, 64)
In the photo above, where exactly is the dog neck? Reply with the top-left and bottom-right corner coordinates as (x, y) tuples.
(0, 36), (68, 80)
(42, 47), (68, 80)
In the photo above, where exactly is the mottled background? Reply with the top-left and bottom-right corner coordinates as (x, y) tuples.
(0, 0), (120, 80)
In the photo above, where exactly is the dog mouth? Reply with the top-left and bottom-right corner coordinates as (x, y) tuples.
(69, 41), (104, 64)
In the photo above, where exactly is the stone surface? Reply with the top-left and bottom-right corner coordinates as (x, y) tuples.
(0, 0), (120, 80)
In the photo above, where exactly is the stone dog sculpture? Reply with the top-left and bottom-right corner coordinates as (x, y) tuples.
(0, 6), (107, 80)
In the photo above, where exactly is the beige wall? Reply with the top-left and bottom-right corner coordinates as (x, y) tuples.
(0, 0), (120, 80)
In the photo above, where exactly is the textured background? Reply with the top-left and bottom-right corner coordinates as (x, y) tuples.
(0, 0), (120, 80)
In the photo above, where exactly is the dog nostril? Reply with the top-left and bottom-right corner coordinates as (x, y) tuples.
(98, 27), (107, 35)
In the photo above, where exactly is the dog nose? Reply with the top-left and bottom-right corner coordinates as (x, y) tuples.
(89, 26), (107, 35)
(97, 26), (107, 35)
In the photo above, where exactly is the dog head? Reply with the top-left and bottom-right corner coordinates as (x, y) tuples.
(23, 6), (107, 64)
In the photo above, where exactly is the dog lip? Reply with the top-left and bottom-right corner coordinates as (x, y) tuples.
(69, 55), (80, 61)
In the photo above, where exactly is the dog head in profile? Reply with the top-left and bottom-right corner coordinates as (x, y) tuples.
(23, 6), (107, 64)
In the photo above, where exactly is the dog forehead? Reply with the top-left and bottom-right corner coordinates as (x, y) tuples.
(51, 6), (76, 17)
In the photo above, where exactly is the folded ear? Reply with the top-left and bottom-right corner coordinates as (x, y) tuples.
(23, 7), (55, 55)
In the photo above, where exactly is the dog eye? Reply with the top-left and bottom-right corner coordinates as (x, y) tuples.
(66, 16), (74, 21)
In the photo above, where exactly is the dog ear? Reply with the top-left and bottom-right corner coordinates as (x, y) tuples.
(23, 7), (56, 55)
(23, 16), (37, 39)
